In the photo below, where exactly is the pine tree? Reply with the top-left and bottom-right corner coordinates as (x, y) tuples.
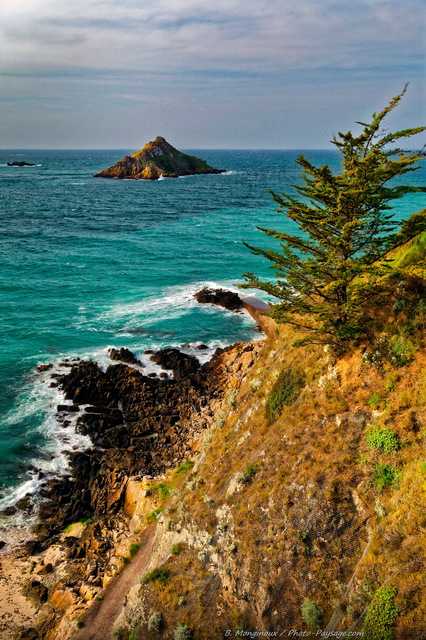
(241, 86), (426, 346)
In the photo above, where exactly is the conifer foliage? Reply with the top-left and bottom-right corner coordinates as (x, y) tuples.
(241, 87), (426, 346)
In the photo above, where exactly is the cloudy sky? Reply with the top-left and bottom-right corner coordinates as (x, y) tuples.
(0, 0), (424, 149)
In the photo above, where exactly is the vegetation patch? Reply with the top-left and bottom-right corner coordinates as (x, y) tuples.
(147, 482), (173, 501)
(366, 427), (400, 453)
(146, 507), (162, 523)
(148, 611), (163, 632)
(174, 460), (195, 476)
(265, 366), (305, 422)
(129, 543), (140, 557)
(372, 464), (400, 491)
(174, 623), (193, 640)
(142, 567), (171, 586)
(300, 597), (323, 630)
(363, 585), (400, 640)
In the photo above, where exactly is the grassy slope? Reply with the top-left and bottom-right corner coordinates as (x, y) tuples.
(111, 235), (426, 640)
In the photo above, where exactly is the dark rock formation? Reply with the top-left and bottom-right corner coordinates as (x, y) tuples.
(7, 161), (36, 167)
(94, 136), (225, 180)
(32, 342), (258, 544)
(21, 580), (48, 607)
(109, 347), (142, 366)
(194, 288), (244, 311)
(150, 348), (202, 382)
(37, 364), (52, 373)
(33, 353), (205, 538)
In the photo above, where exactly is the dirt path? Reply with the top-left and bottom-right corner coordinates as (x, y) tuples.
(73, 525), (156, 640)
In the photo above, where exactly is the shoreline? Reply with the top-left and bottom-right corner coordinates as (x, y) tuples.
(0, 291), (270, 639)
(0, 292), (269, 552)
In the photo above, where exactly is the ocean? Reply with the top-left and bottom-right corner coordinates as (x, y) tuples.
(0, 148), (425, 542)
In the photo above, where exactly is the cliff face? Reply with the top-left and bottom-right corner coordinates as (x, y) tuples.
(10, 273), (426, 640)
(94, 137), (225, 180)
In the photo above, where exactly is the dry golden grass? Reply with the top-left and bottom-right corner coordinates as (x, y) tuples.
(120, 288), (426, 637)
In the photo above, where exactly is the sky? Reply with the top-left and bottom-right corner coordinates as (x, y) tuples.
(0, 0), (425, 149)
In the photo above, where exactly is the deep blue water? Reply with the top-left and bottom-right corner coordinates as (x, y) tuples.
(0, 148), (425, 533)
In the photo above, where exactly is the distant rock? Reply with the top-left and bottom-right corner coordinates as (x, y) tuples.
(94, 136), (225, 180)
(7, 161), (36, 167)
(194, 287), (244, 311)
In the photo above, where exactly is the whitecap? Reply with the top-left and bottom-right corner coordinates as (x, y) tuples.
(0, 367), (92, 527)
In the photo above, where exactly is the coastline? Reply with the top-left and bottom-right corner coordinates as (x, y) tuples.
(0, 291), (269, 639)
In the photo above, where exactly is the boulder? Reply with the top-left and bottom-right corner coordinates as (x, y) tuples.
(21, 580), (48, 607)
(108, 347), (142, 366)
(194, 288), (243, 311)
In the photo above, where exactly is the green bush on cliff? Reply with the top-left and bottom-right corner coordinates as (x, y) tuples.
(366, 427), (400, 453)
(174, 623), (193, 640)
(363, 585), (400, 640)
(301, 597), (323, 630)
(148, 612), (163, 632)
(372, 464), (401, 491)
(265, 366), (305, 422)
(241, 86), (426, 347)
(142, 567), (171, 585)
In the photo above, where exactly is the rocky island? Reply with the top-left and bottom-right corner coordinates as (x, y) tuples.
(94, 137), (225, 180)
(7, 161), (36, 167)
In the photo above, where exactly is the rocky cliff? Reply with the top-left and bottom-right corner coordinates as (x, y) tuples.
(94, 137), (225, 180)
(6, 275), (426, 639)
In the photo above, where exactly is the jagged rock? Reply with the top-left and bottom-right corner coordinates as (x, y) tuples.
(49, 588), (76, 610)
(13, 628), (40, 640)
(24, 540), (43, 555)
(16, 495), (33, 511)
(21, 580), (48, 607)
(35, 562), (53, 575)
(194, 288), (243, 311)
(109, 347), (142, 366)
(37, 364), (52, 372)
(94, 137), (225, 180)
(150, 348), (202, 382)
(57, 404), (79, 412)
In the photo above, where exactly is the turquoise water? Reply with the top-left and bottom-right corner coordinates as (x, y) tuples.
(0, 149), (425, 524)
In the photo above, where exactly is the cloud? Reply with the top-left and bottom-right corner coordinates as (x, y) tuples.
(0, 0), (423, 148)
(0, 0), (423, 76)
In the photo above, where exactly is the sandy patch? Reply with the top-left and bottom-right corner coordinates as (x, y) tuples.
(0, 548), (38, 639)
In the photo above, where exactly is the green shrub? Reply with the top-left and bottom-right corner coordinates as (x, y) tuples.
(129, 628), (139, 640)
(226, 388), (238, 407)
(174, 623), (193, 640)
(146, 507), (162, 523)
(174, 460), (195, 475)
(129, 543), (140, 557)
(148, 612), (163, 632)
(76, 620), (84, 629)
(366, 427), (400, 453)
(244, 463), (257, 480)
(389, 335), (414, 367)
(170, 543), (181, 555)
(142, 567), (171, 585)
(265, 367), (305, 422)
(301, 597), (323, 630)
(372, 464), (400, 491)
(148, 482), (173, 500)
(363, 586), (400, 640)
(368, 393), (382, 407)
(198, 550), (209, 563)
(123, 556), (131, 565)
